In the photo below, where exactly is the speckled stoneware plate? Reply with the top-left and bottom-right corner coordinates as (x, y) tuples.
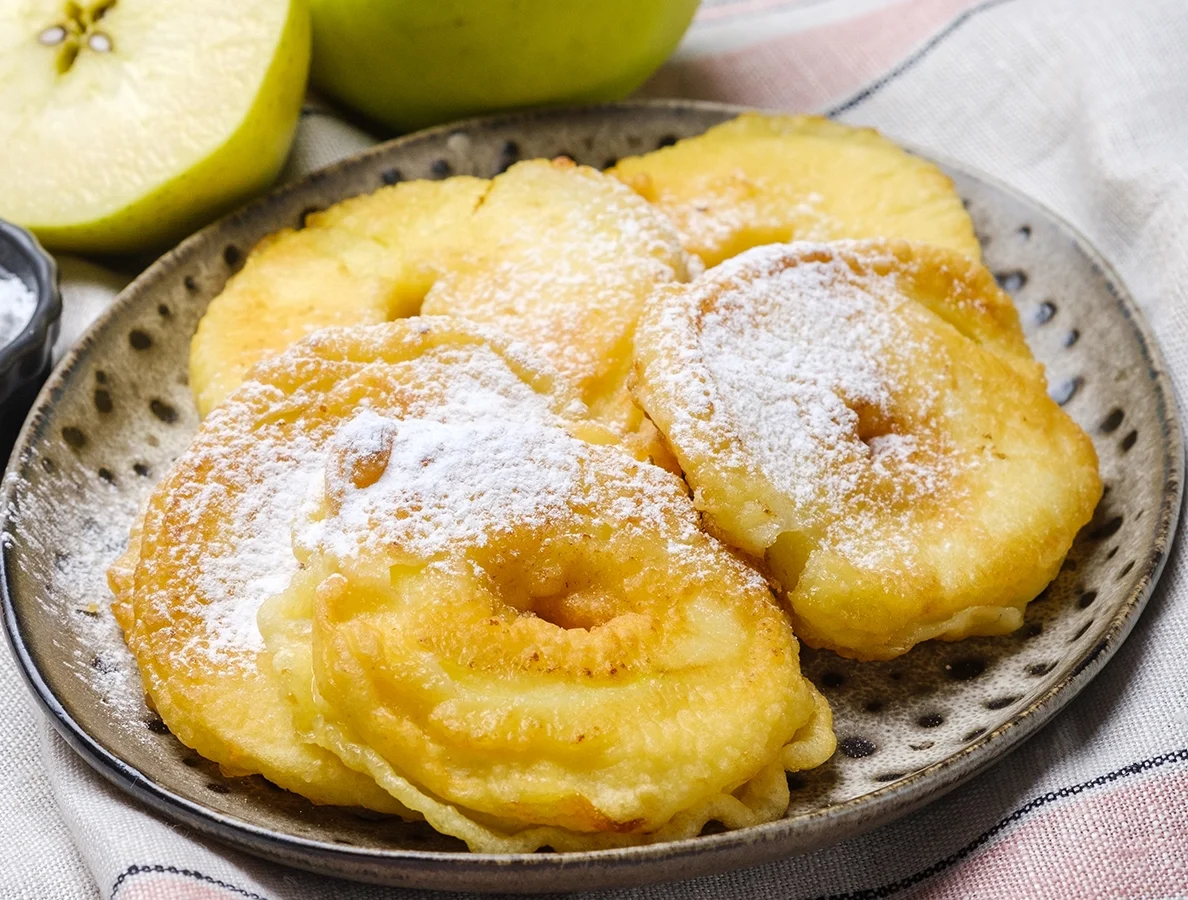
(2, 101), (1182, 893)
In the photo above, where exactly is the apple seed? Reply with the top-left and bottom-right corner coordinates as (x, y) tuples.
(38, 26), (67, 46)
(39, 1), (119, 72)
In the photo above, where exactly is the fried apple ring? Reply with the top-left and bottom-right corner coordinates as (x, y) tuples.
(189, 176), (487, 418)
(189, 158), (689, 465)
(632, 240), (1102, 660)
(610, 113), (981, 268)
(110, 318), (571, 808)
(259, 407), (833, 851)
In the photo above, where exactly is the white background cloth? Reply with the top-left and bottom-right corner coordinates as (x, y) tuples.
(3, 0), (1188, 896)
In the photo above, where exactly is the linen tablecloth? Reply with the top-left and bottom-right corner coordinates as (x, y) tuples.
(3, 0), (1188, 896)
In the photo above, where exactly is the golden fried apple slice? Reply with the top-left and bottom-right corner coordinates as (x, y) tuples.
(261, 403), (833, 851)
(633, 240), (1100, 660)
(189, 176), (488, 418)
(189, 159), (688, 466)
(610, 113), (981, 268)
(113, 318), (568, 809)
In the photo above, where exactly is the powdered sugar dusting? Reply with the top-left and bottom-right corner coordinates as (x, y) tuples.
(647, 242), (962, 565)
(154, 334), (563, 668)
(313, 411), (583, 564)
(302, 406), (748, 592)
(3, 466), (146, 720)
(423, 161), (687, 398)
(681, 190), (832, 263)
(700, 247), (899, 515)
(189, 431), (324, 661)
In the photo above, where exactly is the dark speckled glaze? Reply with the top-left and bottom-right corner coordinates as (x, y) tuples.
(1, 102), (1182, 893)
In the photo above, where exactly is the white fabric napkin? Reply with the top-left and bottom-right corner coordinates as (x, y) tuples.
(4, 0), (1187, 896)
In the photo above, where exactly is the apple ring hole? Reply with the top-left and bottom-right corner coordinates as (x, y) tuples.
(848, 398), (895, 449)
(471, 532), (644, 631)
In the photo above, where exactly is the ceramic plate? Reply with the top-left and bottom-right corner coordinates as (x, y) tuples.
(2, 102), (1181, 893)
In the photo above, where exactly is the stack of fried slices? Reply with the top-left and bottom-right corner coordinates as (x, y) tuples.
(110, 114), (1101, 851)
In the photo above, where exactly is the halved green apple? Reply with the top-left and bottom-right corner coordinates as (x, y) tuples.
(0, 0), (310, 254)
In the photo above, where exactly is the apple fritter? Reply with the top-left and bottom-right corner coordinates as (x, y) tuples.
(632, 240), (1101, 660)
(189, 158), (689, 467)
(609, 113), (982, 268)
(188, 176), (488, 418)
(110, 318), (571, 809)
(421, 158), (687, 461)
(260, 405), (834, 852)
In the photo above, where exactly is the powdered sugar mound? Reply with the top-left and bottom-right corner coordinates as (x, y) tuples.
(0, 270), (37, 346)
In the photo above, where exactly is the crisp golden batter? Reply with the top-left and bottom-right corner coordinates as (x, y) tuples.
(114, 316), (834, 847)
(110, 318), (572, 809)
(111, 115), (1091, 850)
(632, 240), (1101, 660)
(189, 158), (689, 466)
(261, 395), (833, 851)
(610, 113), (981, 268)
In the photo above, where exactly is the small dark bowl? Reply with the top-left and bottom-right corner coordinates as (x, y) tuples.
(0, 221), (61, 423)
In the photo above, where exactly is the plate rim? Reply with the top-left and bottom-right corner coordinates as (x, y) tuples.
(2, 99), (1183, 892)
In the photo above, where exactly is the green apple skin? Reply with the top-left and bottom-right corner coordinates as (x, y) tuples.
(32, 1), (311, 256)
(309, 0), (699, 133)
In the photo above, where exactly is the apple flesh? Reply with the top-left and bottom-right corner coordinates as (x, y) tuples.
(309, 0), (699, 133)
(0, 0), (310, 255)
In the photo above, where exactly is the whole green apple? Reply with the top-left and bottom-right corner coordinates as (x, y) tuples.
(309, 0), (699, 132)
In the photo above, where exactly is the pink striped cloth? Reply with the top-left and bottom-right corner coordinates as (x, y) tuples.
(4, 0), (1187, 896)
